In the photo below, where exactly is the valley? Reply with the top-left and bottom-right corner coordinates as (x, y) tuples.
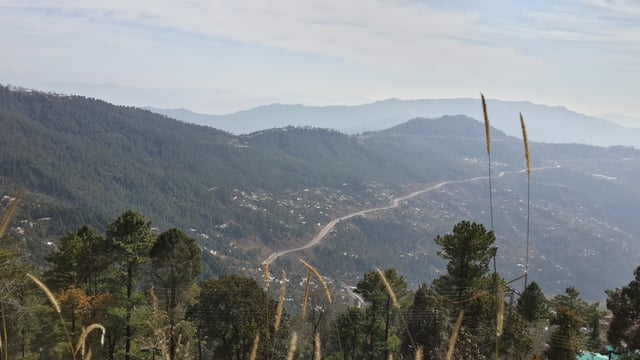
(1, 85), (639, 301)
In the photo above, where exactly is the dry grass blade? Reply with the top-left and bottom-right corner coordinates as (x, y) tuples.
(299, 259), (332, 303)
(520, 113), (531, 177)
(314, 332), (321, 360)
(301, 271), (312, 320)
(481, 94), (491, 155)
(26, 273), (60, 314)
(75, 324), (106, 358)
(262, 262), (270, 290)
(274, 270), (286, 331)
(249, 332), (260, 360)
(376, 268), (399, 309)
(377, 268), (415, 349)
(446, 309), (464, 360)
(0, 190), (23, 239)
(496, 285), (505, 337)
(451, 290), (488, 304)
(415, 346), (424, 360)
(27, 272), (75, 358)
(286, 332), (298, 360)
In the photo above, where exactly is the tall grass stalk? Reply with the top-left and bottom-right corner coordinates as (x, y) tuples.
(446, 310), (464, 360)
(520, 113), (532, 288)
(261, 262), (271, 360)
(496, 284), (504, 337)
(262, 262), (270, 290)
(415, 346), (424, 360)
(286, 332), (298, 360)
(481, 95), (496, 274)
(299, 259), (332, 303)
(274, 271), (286, 332)
(301, 271), (312, 320)
(249, 332), (260, 360)
(26, 273), (74, 358)
(376, 268), (415, 349)
(75, 324), (106, 359)
(0, 190), (22, 239)
(26, 273), (105, 359)
(314, 332), (321, 360)
(376, 268), (399, 309)
(495, 284), (505, 360)
(26, 273), (60, 314)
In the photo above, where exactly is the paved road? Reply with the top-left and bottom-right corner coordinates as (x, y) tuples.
(263, 166), (558, 266)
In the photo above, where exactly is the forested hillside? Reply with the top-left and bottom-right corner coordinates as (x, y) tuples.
(1, 85), (640, 301)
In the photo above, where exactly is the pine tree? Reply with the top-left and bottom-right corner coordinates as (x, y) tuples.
(517, 281), (547, 323)
(106, 210), (154, 360)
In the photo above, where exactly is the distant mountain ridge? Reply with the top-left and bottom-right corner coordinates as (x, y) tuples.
(147, 98), (640, 148)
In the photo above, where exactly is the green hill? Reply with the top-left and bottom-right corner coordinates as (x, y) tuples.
(2, 85), (640, 299)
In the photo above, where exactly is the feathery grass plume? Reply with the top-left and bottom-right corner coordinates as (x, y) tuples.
(0, 190), (23, 239)
(249, 332), (260, 360)
(521, 112), (532, 289)
(286, 332), (298, 360)
(299, 259), (332, 303)
(27, 273), (75, 358)
(446, 310), (464, 360)
(75, 324), (106, 358)
(262, 262), (270, 290)
(494, 283), (505, 360)
(376, 268), (416, 349)
(301, 271), (312, 320)
(415, 346), (424, 360)
(26, 273), (61, 314)
(496, 285), (505, 337)
(376, 268), (399, 309)
(481, 94), (491, 155)
(520, 113), (531, 178)
(481, 94), (496, 273)
(261, 263), (270, 356)
(274, 270), (286, 331)
(388, 354), (394, 360)
(314, 332), (322, 360)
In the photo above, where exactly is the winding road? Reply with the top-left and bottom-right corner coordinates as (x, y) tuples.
(263, 166), (559, 266)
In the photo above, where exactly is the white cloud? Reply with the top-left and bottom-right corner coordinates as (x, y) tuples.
(1, 0), (543, 74)
(582, 0), (640, 18)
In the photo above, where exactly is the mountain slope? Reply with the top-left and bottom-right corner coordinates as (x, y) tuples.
(148, 98), (640, 147)
(3, 85), (640, 300)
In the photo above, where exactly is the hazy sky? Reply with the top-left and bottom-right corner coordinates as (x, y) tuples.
(1, 0), (639, 121)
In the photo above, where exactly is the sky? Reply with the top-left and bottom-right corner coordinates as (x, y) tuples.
(1, 0), (639, 123)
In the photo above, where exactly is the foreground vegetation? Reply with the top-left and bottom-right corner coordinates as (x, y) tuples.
(3, 204), (640, 359)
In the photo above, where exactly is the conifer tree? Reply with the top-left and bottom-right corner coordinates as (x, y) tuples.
(517, 281), (547, 323)
(106, 210), (154, 360)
